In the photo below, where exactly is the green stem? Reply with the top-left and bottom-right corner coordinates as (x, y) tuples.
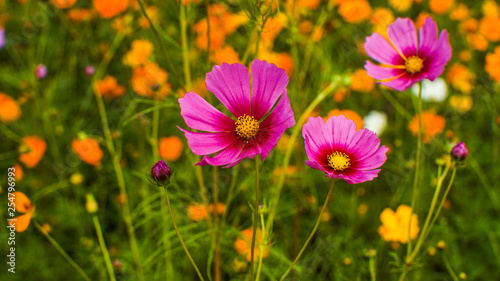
(159, 184), (174, 280)
(443, 254), (459, 281)
(180, 2), (192, 89)
(213, 166), (221, 281)
(35, 221), (91, 281)
(425, 167), (457, 242)
(266, 76), (343, 235)
(407, 163), (450, 264)
(408, 82), (423, 256)
(250, 157), (261, 281)
(91, 33), (145, 281)
(369, 255), (376, 281)
(279, 180), (335, 281)
(255, 211), (266, 281)
(92, 216), (117, 281)
(163, 184), (205, 281)
(137, 0), (185, 91)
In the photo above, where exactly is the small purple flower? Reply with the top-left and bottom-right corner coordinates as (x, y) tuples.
(36, 64), (48, 80)
(364, 17), (452, 91)
(450, 141), (468, 161)
(85, 65), (96, 76)
(178, 59), (295, 168)
(151, 159), (172, 184)
(303, 116), (388, 184)
(0, 28), (5, 49)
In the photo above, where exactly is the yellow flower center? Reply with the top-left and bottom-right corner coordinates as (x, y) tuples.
(405, 56), (424, 74)
(327, 152), (351, 171)
(235, 114), (260, 139)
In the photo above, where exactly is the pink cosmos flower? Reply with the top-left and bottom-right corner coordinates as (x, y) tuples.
(178, 59), (295, 168)
(364, 17), (452, 91)
(303, 115), (388, 184)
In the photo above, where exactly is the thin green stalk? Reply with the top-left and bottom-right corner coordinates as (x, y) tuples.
(91, 33), (144, 281)
(213, 166), (221, 281)
(443, 254), (459, 281)
(180, 2), (192, 89)
(407, 82), (423, 256)
(381, 90), (412, 120)
(163, 184), (206, 281)
(35, 221), (91, 281)
(266, 76), (343, 235)
(369, 254), (376, 281)
(0, 123), (21, 141)
(279, 180), (335, 281)
(407, 164), (450, 264)
(250, 157), (261, 281)
(159, 184), (174, 280)
(255, 211), (266, 281)
(425, 167), (457, 241)
(92, 215), (117, 281)
(137, 0), (185, 91)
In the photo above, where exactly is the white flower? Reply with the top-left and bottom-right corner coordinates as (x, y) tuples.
(364, 111), (388, 136)
(411, 77), (447, 102)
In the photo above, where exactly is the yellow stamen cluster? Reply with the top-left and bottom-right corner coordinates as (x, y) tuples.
(327, 151), (351, 171)
(405, 56), (424, 74)
(235, 114), (260, 139)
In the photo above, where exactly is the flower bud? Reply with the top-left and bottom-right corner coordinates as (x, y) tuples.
(151, 159), (172, 185)
(451, 141), (468, 161)
(85, 65), (96, 76)
(85, 194), (98, 213)
(36, 64), (48, 80)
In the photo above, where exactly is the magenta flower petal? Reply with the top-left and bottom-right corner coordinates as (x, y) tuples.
(387, 18), (418, 57)
(205, 62), (251, 117)
(251, 59), (289, 120)
(196, 139), (244, 166)
(365, 61), (405, 81)
(178, 127), (236, 155)
(303, 116), (387, 184)
(179, 92), (235, 132)
(364, 17), (451, 91)
(364, 33), (404, 66)
(179, 59), (295, 167)
(418, 17), (438, 58)
(379, 73), (413, 91)
(257, 90), (295, 160)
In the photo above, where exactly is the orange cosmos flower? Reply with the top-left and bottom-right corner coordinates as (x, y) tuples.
(131, 62), (171, 99)
(19, 136), (46, 168)
(479, 16), (500, 42)
(96, 75), (125, 99)
(446, 63), (475, 94)
(388, 0), (412, 12)
(370, 8), (394, 38)
(0, 93), (21, 123)
(13, 164), (23, 181)
(93, 0), (128, 19)
(159, 136), (183, 162)
(338, 0), (372, 24)
(429, 0), (454, 15)
(486, 47), (500, 83)
(123, 39), (154, 67)
(72, 137), (103, 166)
(449, 3), (469, 21)
(67, 9), (94, 22)
(187, 203), (226, 221)
(350, 69), (374, 93)
(449, 96), (473, 113)
(378, 205), (419, 244)
(52, 0), (77, 9)
(324, 109), (364, 130)
(234, 228), (269, 262)
(210, 46), (240, 65)
(193, 4), (248, 51)
(9, 191), (35, 232)
(408, 111), (446, 143)
(483, 0), (500, 18)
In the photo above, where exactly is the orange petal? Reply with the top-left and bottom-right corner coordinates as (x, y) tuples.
(14, 213), (32, 232)
(13, 191), (31, 213)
